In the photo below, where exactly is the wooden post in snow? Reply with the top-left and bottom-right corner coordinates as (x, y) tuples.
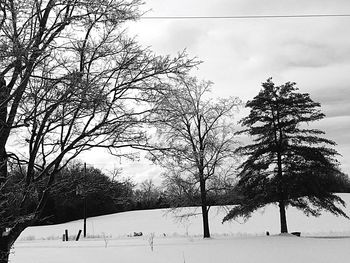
(76, 230), (82, 241)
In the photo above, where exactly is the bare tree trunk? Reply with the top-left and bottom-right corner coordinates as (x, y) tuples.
(0, 236), (12, 263)
(0, 76), (8, 184)
(0, 221), (32, 263)
(0, 146), (7, 184)
(201, 205), (210, 238)
(0, 77), (9, 262)
(279, 200), (288, 233)
(199, 178), (210, 238)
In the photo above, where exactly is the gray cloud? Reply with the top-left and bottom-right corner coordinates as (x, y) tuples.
(217, 0), (350, 15)
(309, 83), (350, 116)
(144, 0), (350, 17)
(159, 21), (208, 53)
(280, 42), (341, 68)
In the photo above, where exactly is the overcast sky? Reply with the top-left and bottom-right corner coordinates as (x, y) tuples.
(83, 0), (350, 183)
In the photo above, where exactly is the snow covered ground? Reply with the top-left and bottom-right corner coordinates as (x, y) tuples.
(11, 194), (350, 263)
(13, 235), (350, 263)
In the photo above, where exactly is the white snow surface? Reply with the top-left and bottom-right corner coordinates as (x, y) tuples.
(11, 194), (350, 263)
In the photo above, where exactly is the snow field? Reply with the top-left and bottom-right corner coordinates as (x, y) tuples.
(12, 235), (350, 263)
(11, 194), (350, 263)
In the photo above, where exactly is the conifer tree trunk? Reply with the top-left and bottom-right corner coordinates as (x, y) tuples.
(279, 200), (288, 233)
(277, 149), (288, 233)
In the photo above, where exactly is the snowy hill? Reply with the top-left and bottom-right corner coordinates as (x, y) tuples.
(19, 194), (350, 240)
(12, 194), (350, 263)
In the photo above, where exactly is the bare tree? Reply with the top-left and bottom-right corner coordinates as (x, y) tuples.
(0, 1), (196, 261)
(149, 76), (241, 238)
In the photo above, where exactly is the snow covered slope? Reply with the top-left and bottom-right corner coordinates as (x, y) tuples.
(11, 194), (350, 263)
(19, 194), (350, 240)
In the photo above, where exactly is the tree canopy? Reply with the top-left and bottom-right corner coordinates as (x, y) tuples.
(0, 1), (196, 261)
(150, 76), (241, 238)
(223, 78), (349, 233)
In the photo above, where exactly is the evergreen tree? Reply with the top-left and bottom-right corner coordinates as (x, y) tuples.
(223, 78), (348, 233)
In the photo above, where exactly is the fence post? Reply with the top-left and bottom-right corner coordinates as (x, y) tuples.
(76, 230), (82, 241)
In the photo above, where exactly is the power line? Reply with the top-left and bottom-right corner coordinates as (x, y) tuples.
(140, 14), (350, 20)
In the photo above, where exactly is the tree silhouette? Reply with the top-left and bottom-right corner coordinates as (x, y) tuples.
(0, 1), (195, 261)
(223, 78), (348, 233)
(150, 76), (240, 238)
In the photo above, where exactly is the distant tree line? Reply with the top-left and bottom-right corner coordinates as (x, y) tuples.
(6, 160), (246, 225)
(4, 161), (223, 225)
(37, 163), (169, 224)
